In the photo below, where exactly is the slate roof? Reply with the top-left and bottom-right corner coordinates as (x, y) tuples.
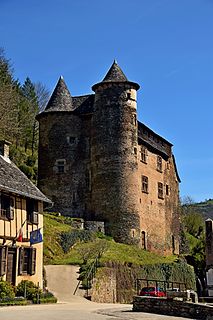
(102, 60), (128, 82)
(0, 156), (51, 203)
(37, 76), (73, 118)
(92, 60), (140, 91)
(72, 94), (94, 115)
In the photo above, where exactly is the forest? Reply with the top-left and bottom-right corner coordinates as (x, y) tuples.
(0, 48), (49, 182)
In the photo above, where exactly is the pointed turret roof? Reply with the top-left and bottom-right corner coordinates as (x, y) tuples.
(92, 60), (140, 91)
(102, 60), (128, 82)
(44, 76), (73, 112)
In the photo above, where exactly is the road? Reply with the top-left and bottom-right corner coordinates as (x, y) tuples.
(0, 300), (194, 320)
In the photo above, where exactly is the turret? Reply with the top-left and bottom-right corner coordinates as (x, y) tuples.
(91, 61), (141, 244)
(36, 77), (83, 215)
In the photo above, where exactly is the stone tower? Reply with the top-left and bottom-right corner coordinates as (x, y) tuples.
(91, 61), (141, 243)
(36, 76), (86, 216)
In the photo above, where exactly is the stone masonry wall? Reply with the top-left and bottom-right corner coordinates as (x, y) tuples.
(137, 145), (179, 255)
(133, 296), (213, 320)
(38, 113), (90, 217)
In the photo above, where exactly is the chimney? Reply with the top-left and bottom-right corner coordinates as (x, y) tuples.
(0, 140), (11, 159)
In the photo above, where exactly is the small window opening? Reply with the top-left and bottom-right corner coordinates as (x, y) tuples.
(67, 136), (77, 145)
(72, 191), (77, 203)
(132, 114), (137, 126)
(166, 185), (169, 196)
(141, 231), (146, 250)
(55, 159), (66, 174)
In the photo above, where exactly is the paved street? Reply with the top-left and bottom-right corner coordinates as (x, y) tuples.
(0, 300), (194, 320)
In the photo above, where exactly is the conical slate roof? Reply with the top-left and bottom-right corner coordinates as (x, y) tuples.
(44, 76), (73, 112)
(102, 60), (128, 82)
(92, 60), (140, 91)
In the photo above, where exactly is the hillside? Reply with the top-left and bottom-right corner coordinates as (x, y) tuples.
(192, 199), (213, 220)
(43, 212), (177, 266)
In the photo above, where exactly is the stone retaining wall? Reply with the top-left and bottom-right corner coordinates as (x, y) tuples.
(133, 296), (213, 320)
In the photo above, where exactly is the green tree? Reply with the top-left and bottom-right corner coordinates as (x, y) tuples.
(21, 77), (39, 155)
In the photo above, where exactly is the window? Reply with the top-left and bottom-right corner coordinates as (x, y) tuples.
(0, 194), (14, 220)
(142, 176), (148, 193)
(72, 191), (77, 203)
(131, 229), (136, 238)
(166, 184), (169, 196)
(134, 147), (137, 155)
(157, 155), (162, 172)
(57, 160), (65, 173)
(18, 247), (36, 275)
(0, 246), (8, 276)
(67, 136), (77, 145)
(85, 170), (91, 191)
(26, 199), (38, 224)
(132, 114), (137, 126)
(172, 235), (175, 254)
(127, 92), (131, 100)
(141, 146), (147, 163)
(141, 231), (146, 250)
(158, 182), (164, 199)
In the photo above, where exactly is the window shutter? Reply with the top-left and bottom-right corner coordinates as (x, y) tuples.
(18, 247), (24, 275)
(0, 246), (8, 276)
(29, 248), (36, 275)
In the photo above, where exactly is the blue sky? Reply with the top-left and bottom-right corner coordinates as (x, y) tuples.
(0, 0), (213, 202)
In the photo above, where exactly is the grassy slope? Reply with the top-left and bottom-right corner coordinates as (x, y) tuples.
(43, 213), (177, 266)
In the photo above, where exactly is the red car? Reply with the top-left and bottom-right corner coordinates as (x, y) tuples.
(139, 286), (166, 297)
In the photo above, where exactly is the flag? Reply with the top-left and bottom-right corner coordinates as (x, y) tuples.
(16, 220), (26, 242)
(30, 228), (43, 245)
(17, 228), (23, 242)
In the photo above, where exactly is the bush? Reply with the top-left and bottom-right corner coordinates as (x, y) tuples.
(0, 280), (15, 299)
(0, 297), (27, 306)
(16, 280), (42, 300)
(33, 291), (57, 304)
(60, 229), (94, 253)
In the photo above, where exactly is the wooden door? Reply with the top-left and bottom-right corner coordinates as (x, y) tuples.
(6, 248), (17, 285)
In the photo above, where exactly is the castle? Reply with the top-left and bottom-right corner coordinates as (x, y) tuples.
(37, 61), (180, 255)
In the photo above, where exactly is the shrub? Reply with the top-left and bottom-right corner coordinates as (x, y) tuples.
(0, 280), (15, 299)
(60, 229), (94, 253)
(0, 297), (27, 306)
(16, 280), (42, 300)
(33, 291), (57, 304)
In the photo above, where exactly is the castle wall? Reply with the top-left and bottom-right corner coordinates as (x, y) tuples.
(137, 144), (179, 255)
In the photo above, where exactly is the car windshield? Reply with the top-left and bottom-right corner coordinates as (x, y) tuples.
(141, 287), (156, 292)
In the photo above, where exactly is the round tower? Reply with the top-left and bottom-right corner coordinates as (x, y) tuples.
(91, 61), (141, 244)
(36, 76), (84, 216)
